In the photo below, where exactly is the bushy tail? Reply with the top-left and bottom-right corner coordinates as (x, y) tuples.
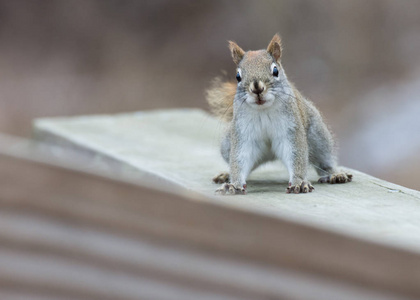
(205, 77), (236, 122)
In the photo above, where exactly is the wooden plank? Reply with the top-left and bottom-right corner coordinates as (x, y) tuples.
(33, 109), (420, 252)
(0, 137), (418, 299)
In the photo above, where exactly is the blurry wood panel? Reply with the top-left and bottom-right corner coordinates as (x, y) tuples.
(0, 147), (419, 299)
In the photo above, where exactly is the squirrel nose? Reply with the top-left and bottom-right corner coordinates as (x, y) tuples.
(250, 81), (265, 95)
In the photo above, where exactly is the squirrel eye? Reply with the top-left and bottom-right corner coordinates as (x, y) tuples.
(273, 66), (279, 77)
(236, 72), (241, 82)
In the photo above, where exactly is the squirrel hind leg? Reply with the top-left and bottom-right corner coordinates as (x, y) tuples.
(310, 154), (353, 184)
(213, 172), (230, 184)
(312, 162), (353, 184)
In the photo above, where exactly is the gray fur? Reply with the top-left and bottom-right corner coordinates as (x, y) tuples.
(214, 37), (352, 195)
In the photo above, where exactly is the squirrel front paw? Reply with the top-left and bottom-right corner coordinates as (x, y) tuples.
(215, 183), (247, 195)
(318, 172), (353, 184)
(286, 181), (314, 194)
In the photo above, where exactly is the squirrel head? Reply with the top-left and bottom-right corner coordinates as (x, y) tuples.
(228, 34), (289, 108)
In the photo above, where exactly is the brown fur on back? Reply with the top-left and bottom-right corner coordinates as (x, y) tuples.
(290, 83), (309, 129)
(205, 77), (236, 122)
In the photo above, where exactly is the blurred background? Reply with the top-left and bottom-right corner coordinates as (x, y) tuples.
(0, 0), (419, 190)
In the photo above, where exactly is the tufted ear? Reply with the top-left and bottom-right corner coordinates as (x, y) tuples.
(267, 34), (282, 62)
(228, 41), (245, 65)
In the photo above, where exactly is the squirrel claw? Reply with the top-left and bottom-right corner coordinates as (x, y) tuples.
(216, 183), (246, 195)
(286, 181), (314, 194)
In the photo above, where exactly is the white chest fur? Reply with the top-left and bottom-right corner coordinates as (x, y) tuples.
(235, 104), (293, 162)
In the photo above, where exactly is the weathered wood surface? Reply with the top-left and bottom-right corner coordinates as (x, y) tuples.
(0, 135), (419, 299)
(33, 109), (420, 252)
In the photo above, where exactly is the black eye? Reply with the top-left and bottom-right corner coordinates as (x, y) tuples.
(273, 66), (279, 77)
(236, 72), (241, 82)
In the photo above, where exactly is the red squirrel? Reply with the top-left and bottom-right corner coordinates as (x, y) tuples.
(206, 34), (352, 195)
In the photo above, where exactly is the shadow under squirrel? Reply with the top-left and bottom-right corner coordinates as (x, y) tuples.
(206, 34), (352, 195)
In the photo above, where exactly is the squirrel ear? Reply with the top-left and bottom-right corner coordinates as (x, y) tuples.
(228, 41), (245, 65)
(267, 34), (282, 62)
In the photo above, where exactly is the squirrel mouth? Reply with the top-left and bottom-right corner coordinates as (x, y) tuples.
(256, 97), (266, 105)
